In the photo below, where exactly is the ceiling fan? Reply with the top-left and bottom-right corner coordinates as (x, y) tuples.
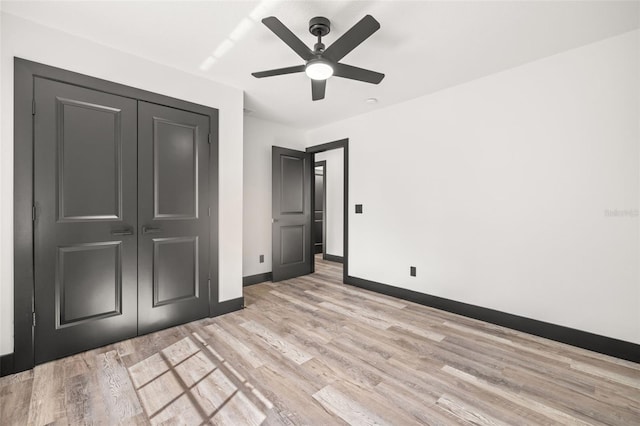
(252, 15), (385, 101)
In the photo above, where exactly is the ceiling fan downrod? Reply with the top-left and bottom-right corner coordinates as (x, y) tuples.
(309, 16), (330, 53)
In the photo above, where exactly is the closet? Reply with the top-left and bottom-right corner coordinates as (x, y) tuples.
(27, 70), (216, 364)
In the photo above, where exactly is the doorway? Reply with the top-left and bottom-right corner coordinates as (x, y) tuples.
(308, 139), (349, 280)
(314, 161), (326, 255)
(270, 139), (349, 283)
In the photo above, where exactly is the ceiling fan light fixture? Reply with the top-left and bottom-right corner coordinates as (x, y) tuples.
(305, 59), (333, 80)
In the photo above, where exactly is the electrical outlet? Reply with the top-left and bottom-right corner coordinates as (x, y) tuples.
(259, 254), (264, 263)
(410, 266), (416, 277)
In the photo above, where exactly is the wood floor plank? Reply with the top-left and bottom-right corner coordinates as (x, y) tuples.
(0, 377), (33, 424)
(127, 352), (171, 390)
(436, 394), (510, 426)
(269, 289), (319, 312)
(136, 367), (185, 419)
(313, 383), (392, 426)
(318, 300), (391, 329)
(373, 380), (458, 425)
(27, 361), (66, 425)
(64, 370), (107, 425)
(207, 323), (265, 368)
(501, 366), (637, 425)
(208, 389), (266, 426)
(570, 359), (640, 389)
(0, 369), (33, 389)
(97, 350), (143, 423)
(442, 365), (594, 425)
(239, 320), (313, 365)
(308, 279), (408, 309)
(250, 365), (347, 425)
(308, 286), (447, 342)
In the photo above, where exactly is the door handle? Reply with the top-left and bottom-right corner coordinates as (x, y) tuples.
(111, 229), (134, 236)
(272, 218), (279, 223)
(142, 226), (162, 235)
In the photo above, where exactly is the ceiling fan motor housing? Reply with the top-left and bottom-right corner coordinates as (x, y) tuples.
(309, 17), (330, 37)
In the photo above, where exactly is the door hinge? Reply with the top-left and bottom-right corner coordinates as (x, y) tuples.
(32, 99), (36, 115)
(208, 207), (211, 217)
(32, 312), (36, 327)
(208, 134), (212, 144)
(32, 205), (36, 221)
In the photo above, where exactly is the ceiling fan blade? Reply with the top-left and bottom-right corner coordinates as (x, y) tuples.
(252, 65), (305, 78)
(323, 15), (380, 62)
(262, 16), (315, 61)
(333, 63), (384, 84)
(311, 79), (326, 101)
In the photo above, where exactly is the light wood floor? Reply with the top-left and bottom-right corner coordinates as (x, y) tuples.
(1, 256), (639, 425)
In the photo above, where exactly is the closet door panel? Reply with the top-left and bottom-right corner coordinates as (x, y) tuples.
(33, 77), (138, 363)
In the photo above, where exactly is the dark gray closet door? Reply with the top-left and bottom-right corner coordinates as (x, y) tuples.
(272, 146), (312, 281)
(33, 78), (138, 363)
(137, 101), (210, 334)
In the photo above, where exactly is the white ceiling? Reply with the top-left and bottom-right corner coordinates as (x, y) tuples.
(3, 1), (639, 129)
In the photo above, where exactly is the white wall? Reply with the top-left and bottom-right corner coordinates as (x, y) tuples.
(243, 115), (307, 277)
(315, 149), (344, 257)
(307, 30), (640, 344)
(0, 13), (244, 355)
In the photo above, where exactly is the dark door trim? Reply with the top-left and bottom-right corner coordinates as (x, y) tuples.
(10, 58), (220, 375)
(314, 160), (326, 255)
(306, 139), (348, 282)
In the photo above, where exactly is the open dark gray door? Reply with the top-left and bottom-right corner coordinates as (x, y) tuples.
(137, 101), (210, 334)
(272, 146), (312, 281)
(34, 78), (138, 363)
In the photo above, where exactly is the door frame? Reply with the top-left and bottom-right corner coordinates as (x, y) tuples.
(306, 139), (349, 282)
(313, 160), (327, 255)
(9, 58), (220, 375)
